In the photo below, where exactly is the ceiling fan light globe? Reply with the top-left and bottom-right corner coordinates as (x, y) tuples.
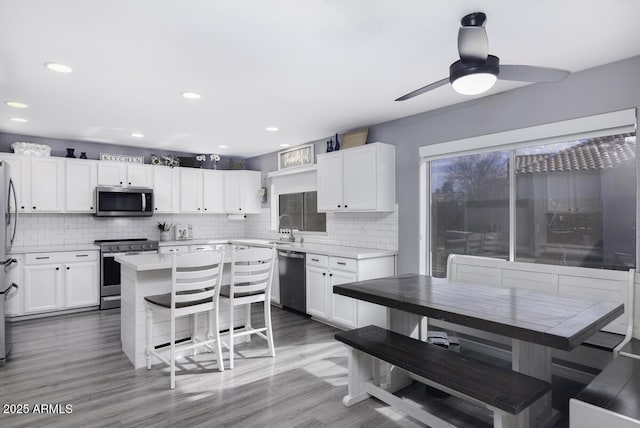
(452, 73), (497, 95)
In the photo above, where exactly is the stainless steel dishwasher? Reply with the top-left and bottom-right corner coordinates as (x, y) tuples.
(278, 250), (306, 314)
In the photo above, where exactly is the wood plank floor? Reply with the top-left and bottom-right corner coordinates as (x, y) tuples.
(1, 307), (582, 427)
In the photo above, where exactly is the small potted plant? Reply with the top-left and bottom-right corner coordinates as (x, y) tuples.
(157, 222), (172, 241)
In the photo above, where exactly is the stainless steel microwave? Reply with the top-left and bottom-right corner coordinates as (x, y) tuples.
(95, 186), (154, 217)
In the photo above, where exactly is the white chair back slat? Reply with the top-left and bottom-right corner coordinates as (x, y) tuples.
(233, 271), (271, 284)
(171, 249), (225, 308)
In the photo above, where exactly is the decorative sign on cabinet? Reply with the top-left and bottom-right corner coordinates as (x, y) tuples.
(316, 142), (395, 212)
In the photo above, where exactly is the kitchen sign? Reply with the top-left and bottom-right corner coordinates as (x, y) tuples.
(278, 144), (314, 170)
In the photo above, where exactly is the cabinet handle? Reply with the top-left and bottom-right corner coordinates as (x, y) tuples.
(128, 182), (131, 186)
(322, 272), (326, 276)
(204, 208), (207, 211)
(239, 208), (242, 211)
(344, 204), (348, 208)
(75, 254), (89, 257)
(35, 256), (50, 260)
(337, 205), (341, 208)
(66, 267), (70, 270)
(329, 273), (333, 277)
(120, 181), (123, 185)
(56, 267), (60, 270)
(196, 248), (205, 251)
(311, 258), (319, 262)
(90, 206), (93, 210)
(155, 207), (158, 211)
(21, 206), (24, 209)
(32, 206), (36, 210)
(197, 208), (201, 211)
(336, 262), (346, 265)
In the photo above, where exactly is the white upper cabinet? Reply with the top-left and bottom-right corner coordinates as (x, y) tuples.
(0, 153), (31, 212)
(30, 157), (65, 213)
(202, 170), (225, 213)
(179, 168), (204, 212)
(317, 142), (396, 212)
(153, 166), (179, 213)
(223, 170), (261, 214)
(66, 159), (98, 213)
(98, 162), (153, 187)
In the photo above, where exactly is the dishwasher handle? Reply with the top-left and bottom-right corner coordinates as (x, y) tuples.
(278, 251), (305, 259)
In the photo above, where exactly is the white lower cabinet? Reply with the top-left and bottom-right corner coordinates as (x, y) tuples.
(20, 250), (99, 316)
(305, 253), (394, 329)
(158, 245), (188, 254)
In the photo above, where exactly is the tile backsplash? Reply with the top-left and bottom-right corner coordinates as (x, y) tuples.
(244, 207), (398, 250)
(14, 214), (246, 247)
(14, 208), (398, 250)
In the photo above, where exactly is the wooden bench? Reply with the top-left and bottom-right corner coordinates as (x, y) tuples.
(336, 325), (551, 428)
(444, 255), (636, 358)
(570, 354), (640, 427)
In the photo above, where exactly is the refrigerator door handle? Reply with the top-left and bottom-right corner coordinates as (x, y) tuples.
(1, 283), (18, 298)
(7, 178), (17, 250)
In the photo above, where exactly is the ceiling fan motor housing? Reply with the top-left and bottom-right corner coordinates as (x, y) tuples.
(449, 54), (500, 84)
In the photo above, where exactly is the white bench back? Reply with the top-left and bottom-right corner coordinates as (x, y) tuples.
(447, 254), (634, 335)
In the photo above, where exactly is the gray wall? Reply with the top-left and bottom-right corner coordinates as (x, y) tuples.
(248, 55), (640, 274)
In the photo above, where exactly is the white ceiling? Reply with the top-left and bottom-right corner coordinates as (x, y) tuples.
(1, 0), (639, 158)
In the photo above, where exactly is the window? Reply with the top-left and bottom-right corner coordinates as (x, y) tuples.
(515, 133), (635, 269)
(278, 191), (326, 232)
(431, 151), (510, 277)
(420, 109), (637, 277)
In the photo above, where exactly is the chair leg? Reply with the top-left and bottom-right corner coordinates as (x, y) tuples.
(210, 310), (224, 372)
(229, 302), (235, 370)
(192, 314), (198, 356)
(145, 308), (153, 370)
(170, 314), (176, 390)
(265, 299), (275, 357)
(245, 302), (252, 333)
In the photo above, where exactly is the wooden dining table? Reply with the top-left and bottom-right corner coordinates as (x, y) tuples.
(334, 273), (624, 428)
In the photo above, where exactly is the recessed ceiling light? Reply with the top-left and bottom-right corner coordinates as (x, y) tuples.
(5, 101), (28, 108)
(9, 117), (28, 123)
(131, 132), (144, 138)
(182, 92), (201, 100)
(217, 145), (228, 149)
(266, 126), (279, 132)
(44, 62), (73, 73)
(280, 144), (290, 148)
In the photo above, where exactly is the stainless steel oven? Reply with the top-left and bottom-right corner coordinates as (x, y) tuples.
(95, 239), (158, 309)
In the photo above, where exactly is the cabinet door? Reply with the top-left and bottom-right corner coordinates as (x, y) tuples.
(0, 154), (31, 212)
(316, 152), (343, 211)
(66, 159), (97, 212)
(31, 157), (64, 212)
(342, 146), (377, 211)
(180, 168), (203, 212)
(127, 164), (153, 187)
(306, 265), (328, 319)
(240, 170), (261, 214)
(223, 171), (242, 213)
(153, 166), (179, 213)
(202, 170), (225, 213)
(4, 255), (24, 317)
(329, 270), (358, 328)
(23, 264), (63, 313)
(98, 162), (126, 186)
(65, 261), (99, 308)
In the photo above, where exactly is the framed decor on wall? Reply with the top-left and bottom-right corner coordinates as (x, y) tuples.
(278, 144), (315, 170)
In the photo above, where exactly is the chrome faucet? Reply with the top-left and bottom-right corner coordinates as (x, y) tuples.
(278, 214), (297, 242)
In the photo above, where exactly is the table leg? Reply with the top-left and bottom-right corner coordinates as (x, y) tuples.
(385, 308), (422, 392)
(512, 340), (560, 428)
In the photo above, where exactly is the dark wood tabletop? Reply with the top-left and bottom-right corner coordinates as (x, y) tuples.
(333, 273), (624, 351)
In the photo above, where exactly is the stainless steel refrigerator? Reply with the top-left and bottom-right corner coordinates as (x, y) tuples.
(0, 160), (18, 366)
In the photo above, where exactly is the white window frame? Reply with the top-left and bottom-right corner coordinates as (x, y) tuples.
(419, 108), (637, 275)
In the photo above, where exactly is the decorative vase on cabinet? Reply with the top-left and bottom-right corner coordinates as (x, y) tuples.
(65, 148), (76, 158)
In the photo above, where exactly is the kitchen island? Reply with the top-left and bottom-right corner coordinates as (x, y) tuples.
(115, 252), (242, 369)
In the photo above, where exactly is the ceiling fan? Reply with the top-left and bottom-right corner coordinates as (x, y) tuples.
(395, 12), (570, 101)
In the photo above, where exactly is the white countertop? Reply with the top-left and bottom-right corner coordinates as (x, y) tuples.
(9, 243), (100, 254)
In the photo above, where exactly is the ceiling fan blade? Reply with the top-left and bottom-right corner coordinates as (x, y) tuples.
(395, 78), (449, 101)
(499, 65), (570, 82)
(458, 26), (488, 61)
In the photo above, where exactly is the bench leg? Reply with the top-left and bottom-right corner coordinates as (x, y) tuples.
(342, 346), (374, 407)
(386, 308), (420, 392)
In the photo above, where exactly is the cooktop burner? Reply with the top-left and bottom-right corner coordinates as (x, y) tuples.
(94, 238), (159, 252)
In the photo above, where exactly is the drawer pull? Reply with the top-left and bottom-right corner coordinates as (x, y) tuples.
(311, 258), (319, 262)
(336, 262), (347, 265)
(35, 256), (50, 260)
(75, 254), (89, 257)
